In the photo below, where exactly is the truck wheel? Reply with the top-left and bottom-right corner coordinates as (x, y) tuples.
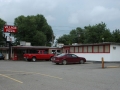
(32, 57), (36, 62)
(50, 57), (53, 61)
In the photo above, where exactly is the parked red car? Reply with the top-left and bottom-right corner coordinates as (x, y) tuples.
(51, 53), (86, 65)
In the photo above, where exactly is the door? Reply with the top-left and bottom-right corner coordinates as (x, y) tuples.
(71, 54), (79, 63)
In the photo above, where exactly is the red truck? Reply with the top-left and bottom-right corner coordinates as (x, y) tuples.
(23, 50), (55, 62)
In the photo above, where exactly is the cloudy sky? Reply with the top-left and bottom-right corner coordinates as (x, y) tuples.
(0, 0), (120, 38)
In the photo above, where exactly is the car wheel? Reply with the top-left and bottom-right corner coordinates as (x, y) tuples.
(62, 60), (67, 65)
(32, 57), (36, 62)
(80, 60), (84, 64)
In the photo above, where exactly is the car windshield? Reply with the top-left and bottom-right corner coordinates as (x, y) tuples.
(57, 53), (66, 57)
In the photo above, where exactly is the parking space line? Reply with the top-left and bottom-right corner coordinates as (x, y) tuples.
(0, 70), (63, 80)
(34, 73), (63, 79)
(106, 66), (120, 68)
(0, 74), (23, 84)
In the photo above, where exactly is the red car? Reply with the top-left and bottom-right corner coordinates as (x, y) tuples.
(52, 53), (86, 65)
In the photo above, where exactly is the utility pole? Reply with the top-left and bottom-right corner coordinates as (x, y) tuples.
(8, 33), (12, 60)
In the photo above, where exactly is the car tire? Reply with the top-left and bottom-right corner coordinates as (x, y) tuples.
(32, 57), (36, 62)
(80, 60), (84, 64)
(62, 60), (67, 65)
(56, 63), (59, 65)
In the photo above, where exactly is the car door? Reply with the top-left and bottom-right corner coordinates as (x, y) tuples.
(71, 54), (80, 63)
(65, 54), (73, 63)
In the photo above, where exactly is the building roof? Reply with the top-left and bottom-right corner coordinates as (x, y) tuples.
(0, 47), (9, 50)
(63, 42), (120, 47)
(1, 42), (120, 50)
(12, 46), (61, 49)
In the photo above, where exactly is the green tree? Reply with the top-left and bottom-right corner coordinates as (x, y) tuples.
(57, 27), (85, 45)
(69, 27), (85, 44)
(14, 14), (54, 46)
(0, 18), (6, 46)
(57, 22), (115, 45)
(112, 29), (120, 43)
(84, 22), (107, 43)
(100, 29), (113, 42)
(57, 34), (71, 45)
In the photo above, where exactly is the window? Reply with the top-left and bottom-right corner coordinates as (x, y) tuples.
(88, 46), (92, 53)
(99, 46), (103, 52)
(83, 46), (87, 53)
(105, 45), (109, 52)
(75, 47), (78, 53)
(70, 47), (74, 53)
(44, 51), (48, 54)
(67, 54), (72, 57)
(79, 47), (82, 53)
(93, 46), (98, 53)
(71, 54), (77, 58)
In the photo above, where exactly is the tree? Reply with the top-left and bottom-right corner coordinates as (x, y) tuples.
(14, 14), (54, 46)
(57, 27), (85, 45)
(112, 29), (120, 43)
(56, 22), (115, 45)
(84, 22), (107, 43)
(0, 18), (6, 46)
(69, 27), (85, 44)
(57, 34), (71, 45)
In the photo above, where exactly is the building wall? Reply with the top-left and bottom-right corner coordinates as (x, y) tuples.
(63, 44), (111, 61)
(110, 45), (120, 62)
(72, 53), (110, 61)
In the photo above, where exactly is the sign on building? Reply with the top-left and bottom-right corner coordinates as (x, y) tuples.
(4, 25), (17, 33)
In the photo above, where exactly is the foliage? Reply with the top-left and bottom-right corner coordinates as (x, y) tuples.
(112, 29), (120, 42)
(57, 34), (71, 45)
(14, 14), (54, 46)
(57, 22), (120, 45)
(0, 18), (6, 45)
(84, 22), (109, 43)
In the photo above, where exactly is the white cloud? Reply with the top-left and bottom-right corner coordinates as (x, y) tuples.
(90, 6), (120, 21)
(68, 5), (120, 30)
(45, 15), (56, 23)
(1, 0), (120, 36)
(0, 0), (20, 3)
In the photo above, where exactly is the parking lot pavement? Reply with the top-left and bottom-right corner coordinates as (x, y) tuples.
(0, 60), (120, 90)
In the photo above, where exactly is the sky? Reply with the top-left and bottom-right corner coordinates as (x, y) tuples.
(0, 0), (120, 39)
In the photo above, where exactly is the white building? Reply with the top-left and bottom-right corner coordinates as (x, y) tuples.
(62, 42), (120, 62)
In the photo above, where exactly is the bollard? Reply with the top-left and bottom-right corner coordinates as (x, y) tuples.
(102, 57), (104, 68)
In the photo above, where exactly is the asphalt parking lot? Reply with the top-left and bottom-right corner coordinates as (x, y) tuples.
(0, 60), (120, 90)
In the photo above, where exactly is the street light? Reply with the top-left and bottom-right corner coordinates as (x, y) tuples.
(102, 38), (104, 43)
(78, 33), (80, 44)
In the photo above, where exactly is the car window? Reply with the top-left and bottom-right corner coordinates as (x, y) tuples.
(57, 53), (66, 57)
(44, 51), (48, 54)
(71, 54), (78, 58)
(66, 54), (72, 57)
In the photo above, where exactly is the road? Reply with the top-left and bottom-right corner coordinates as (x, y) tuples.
(0, 60), (120, 90)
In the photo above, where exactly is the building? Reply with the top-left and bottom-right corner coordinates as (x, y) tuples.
(62, 42), (120, 62)
(0, 42), (120, 62)
(0, 46), (62, 60)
